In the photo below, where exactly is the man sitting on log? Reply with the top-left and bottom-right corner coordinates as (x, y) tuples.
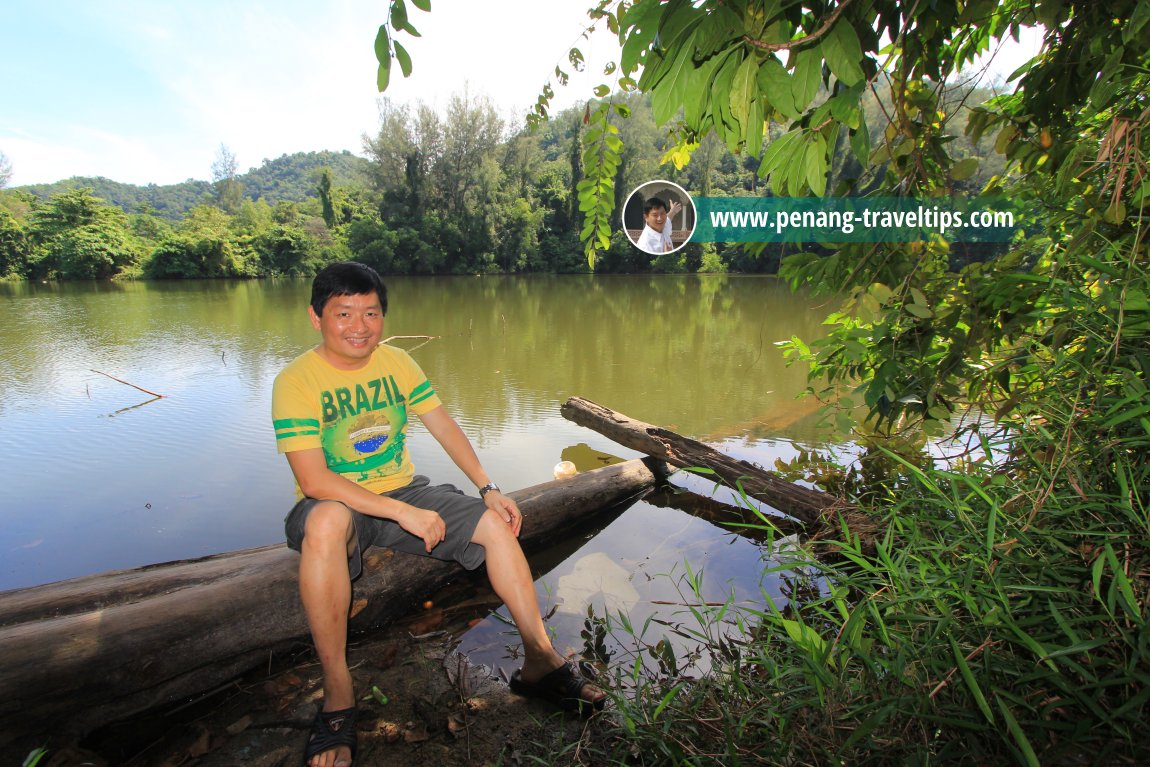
(272, 262), (605, 767)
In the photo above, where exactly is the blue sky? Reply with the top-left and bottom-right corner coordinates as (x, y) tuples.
(0, 2), (1039, 188)
(0, 0), (620, 186)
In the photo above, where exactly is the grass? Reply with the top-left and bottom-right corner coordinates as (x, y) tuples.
(507, 415), (1150, 766)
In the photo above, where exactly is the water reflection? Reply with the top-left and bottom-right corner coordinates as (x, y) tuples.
(456, 495), (799, 684)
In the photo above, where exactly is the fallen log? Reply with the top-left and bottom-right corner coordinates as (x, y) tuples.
(0, 457), (666, 745)
(561, 396), (848, 528)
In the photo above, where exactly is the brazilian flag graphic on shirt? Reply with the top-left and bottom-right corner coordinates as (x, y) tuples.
(317, 377), (436, 483)
(322, 402), (407, 481)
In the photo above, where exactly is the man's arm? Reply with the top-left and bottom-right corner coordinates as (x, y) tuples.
(285, 448), (446, 552)
(418, 405), (523, 536)
(663, 201), (681, 252)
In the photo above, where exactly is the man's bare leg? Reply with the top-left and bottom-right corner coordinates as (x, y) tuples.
(471, 510), (606, 707)
(298, 501), (357, 767)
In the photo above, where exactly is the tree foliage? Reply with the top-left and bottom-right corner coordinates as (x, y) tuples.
(211, 143), (245, 214)
(14, 150), (369, 221)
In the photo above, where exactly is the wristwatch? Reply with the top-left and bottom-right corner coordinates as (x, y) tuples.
(478, 482), (500, 498)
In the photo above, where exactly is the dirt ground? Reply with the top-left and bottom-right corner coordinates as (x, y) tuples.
(35, 583), (605, 767)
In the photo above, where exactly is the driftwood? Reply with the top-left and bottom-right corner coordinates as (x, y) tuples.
(561, 396), (847, 528)
(0, 457), (665, 744)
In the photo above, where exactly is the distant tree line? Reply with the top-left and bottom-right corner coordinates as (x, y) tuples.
(0, 87), (1001, 281)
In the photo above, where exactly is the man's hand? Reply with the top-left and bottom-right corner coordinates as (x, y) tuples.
(668, 200), (683, 218)
(396, 503), (446, 553)
(484, 490), (523, 537)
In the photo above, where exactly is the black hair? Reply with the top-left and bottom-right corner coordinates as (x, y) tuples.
(643, 196), (668, 215)
(310, 261), (388, 317)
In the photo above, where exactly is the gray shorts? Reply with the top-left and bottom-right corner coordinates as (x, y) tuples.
(284, 475), (487, 581)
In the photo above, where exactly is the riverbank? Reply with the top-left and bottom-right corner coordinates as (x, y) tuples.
(25, 580), (595, 767)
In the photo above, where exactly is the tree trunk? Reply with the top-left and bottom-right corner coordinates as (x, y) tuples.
(0, 457), (665, 744)
(560, 396), (847, 528)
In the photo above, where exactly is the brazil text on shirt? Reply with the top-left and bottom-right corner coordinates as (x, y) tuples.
(273, 376), (436, 441)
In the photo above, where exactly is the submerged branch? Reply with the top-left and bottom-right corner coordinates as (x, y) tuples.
(90, 369), (165, 399)
(381, 334), (441, 353)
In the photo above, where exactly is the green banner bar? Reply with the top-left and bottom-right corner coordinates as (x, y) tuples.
(689, 197), (1020, 243)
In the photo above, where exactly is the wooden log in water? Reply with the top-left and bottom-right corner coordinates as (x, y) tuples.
(0, 457), (665, 744)
(560, 396), (848, 528)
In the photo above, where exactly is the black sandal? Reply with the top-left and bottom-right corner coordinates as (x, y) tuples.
(509, 661), (606, 716)
(304, 705), (357, 765)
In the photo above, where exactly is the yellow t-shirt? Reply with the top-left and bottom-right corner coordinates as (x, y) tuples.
(272, 344), (442, 495)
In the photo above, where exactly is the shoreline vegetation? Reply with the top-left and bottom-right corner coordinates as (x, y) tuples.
(0, 86), (1004, 283)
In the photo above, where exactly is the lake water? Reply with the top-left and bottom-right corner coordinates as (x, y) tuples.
(0, 275), (837, 647)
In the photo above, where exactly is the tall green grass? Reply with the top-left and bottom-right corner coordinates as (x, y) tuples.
(518, 421), (1148, 765)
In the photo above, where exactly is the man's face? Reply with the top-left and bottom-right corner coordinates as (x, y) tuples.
(644, 205), (668, 230)
(308, 292), (384, 370)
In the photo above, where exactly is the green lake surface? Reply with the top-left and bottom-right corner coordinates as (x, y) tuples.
(0, 274), (839, 665)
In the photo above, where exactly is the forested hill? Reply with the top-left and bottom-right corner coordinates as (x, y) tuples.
(14, 150), (370, 220)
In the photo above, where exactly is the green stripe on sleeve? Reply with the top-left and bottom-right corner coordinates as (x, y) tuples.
(276, 429), (319, 440)
(273, 418), (320, 429)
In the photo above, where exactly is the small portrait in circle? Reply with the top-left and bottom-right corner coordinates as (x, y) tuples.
(622, 180), (696, 255)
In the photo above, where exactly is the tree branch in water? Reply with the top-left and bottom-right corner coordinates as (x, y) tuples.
(90, 370), (165, 399)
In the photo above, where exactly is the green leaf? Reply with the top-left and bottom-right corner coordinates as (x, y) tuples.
(928, 405), (951, 421)
(620, 0), (664, 73)
(23, 748), (49, 767)
(1103, 200), (1126, 224)
(593, 84), (610, 98)
(905, 303), (934, 318)
(684, 48), (732, 125)
(373, 25), (391, 67)
(649, 31), (702, 123)
(804, 135), (828, 196)
(729, 54), (758, 128)
(652, 681), (686, 720)
(790, 47), (822, 110)
(390, 0), (408, 31)
(996, 699), (1041, 767)
(410, 0), (430, 10)
(949, 636), (994, 724)
(379, 25), (397, 94)
(869, 282), (892, 304)
(746, 98), (764, 156)
(850, 126), (871, 166)
(822, 21), (865, 86)
(394, 40), (412, 78)
(758, 130), (800, 178)
(757, 57), (799, 120)
(1125, 0), (1150, 43)
(1077, 253), (1123, 278)
(569, 47), (586, 72)
(952, 157), (979, 180)
(707, 47), (742, 150)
